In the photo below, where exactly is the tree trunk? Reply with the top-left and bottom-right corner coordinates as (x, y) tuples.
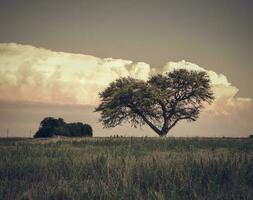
(159, 131), (168, 137)
(130, 106), (170, 137)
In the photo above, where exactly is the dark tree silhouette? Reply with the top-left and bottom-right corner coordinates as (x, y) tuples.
(95, 69), (214, 137)
(67, 122), (93, 137)
(34, 117), (93, 138)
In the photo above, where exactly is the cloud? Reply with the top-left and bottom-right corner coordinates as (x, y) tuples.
(0, 43), (252, 137)
(162, 60), (252, 116)
(0, 43), (150, 105)
(159, 60), (253, 137)
(162, 60), (238, 99)
(0, 43), (251, 112)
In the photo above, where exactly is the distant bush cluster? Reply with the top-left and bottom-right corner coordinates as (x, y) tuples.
(34, 117), (92, 138)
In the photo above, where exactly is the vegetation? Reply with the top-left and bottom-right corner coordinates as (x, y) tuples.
(0, 137), (252, 199)
(34, 117), (92, 138)
(95, 69), (214, 137)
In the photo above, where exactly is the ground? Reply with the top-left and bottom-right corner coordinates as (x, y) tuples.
(0, 137), (253, 200)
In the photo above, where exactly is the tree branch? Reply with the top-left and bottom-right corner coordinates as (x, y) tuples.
(129, 105), (162, 135)
(167, 116), (193, 132)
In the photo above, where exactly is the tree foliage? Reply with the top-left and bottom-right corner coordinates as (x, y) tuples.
(95, 69), (214, 136)
(34, 117), (93, 138)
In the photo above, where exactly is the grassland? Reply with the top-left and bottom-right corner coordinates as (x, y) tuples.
(0, 137), (253, 200)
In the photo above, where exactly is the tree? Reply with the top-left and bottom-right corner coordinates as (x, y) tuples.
(34, 117), (93, 138)
(67, 122), (93, 137)
(95, 69), (214, 137)
(35, 117), (67, 137)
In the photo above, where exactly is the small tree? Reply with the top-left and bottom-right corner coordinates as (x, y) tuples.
(95, 69), (214, 137)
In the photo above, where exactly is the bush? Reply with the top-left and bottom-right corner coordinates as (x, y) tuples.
(34, 117), (92, 138)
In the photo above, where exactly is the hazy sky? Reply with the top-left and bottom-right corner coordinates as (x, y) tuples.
(1, 0), (252, 98)
(0, 0), (252, 137)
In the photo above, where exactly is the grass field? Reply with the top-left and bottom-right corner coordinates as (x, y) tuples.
(0, 137), (253, 200)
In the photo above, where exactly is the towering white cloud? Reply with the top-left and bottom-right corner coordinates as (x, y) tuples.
(162, 60), (238, 99)
(162, 60), (252, 115)
(0, 43), (150, 105)
(0, 43), (252, 115)
(0, 43), (252, 137)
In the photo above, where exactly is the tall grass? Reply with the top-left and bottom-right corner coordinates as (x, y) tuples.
(0, 137), (252, 199)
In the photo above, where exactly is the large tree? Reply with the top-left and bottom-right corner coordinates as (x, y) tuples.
(95, 69), (214, 136)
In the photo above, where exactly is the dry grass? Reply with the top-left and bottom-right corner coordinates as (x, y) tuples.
(0, 137), (253, 199)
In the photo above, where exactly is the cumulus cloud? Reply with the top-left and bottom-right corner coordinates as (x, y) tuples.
(0, 43), (252, 137)
(0, 43), (150, 105)
(162, 60), (252, 116)
(0, 44), (251, 112)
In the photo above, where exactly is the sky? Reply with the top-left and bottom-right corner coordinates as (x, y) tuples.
(0, 0), (252, 137)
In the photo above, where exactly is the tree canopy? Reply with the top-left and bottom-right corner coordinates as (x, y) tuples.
(95, 69), (214, 136)
(34, 117), (93, 138)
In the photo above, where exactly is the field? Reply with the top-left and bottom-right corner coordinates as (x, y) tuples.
(0, 137), (253, 200)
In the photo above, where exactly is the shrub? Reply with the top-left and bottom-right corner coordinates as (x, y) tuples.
(34, 117), (92, 138)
